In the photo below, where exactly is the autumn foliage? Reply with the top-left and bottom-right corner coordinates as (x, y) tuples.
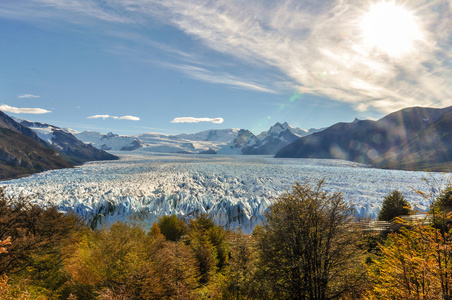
(2, 180), (452, 299)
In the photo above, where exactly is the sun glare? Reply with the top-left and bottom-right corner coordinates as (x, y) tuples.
(360, 2), (422, 57)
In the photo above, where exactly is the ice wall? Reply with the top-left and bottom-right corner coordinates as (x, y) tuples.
(3, 152), (447, 232)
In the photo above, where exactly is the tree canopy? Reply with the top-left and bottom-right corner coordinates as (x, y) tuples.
(254, 180), (366, 300)
(378, 189), (411, 221)
(433, 185), (452, 212)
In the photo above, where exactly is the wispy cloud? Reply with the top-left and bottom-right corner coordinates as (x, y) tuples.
(5, 0), (452, 113)
(0, 104), (51, 114)
(171, 117), (224, 124)
(143, 0), (452, 113)
(87, 114), (140, 121)
(18, 94), (40, 99)
(172, 64), (277, 93)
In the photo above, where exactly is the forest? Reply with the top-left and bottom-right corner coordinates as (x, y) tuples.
(0, 179), (451, 300)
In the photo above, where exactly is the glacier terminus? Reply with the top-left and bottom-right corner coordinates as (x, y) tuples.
(2, 151), (447, 232)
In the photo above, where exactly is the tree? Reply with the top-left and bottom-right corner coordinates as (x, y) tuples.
(433, 185), (452, 212)
(64, 222), (149, 294)
(222, 231), (258, 300)
(366, 220), (451, 299)
(186, 214), (229, 285)
(378, 190), (411, 221)
(0, 238), (33, 300)
(254, 180), (366, 300)
(127, 241), (199, 300)
(158, 214), (187, 242)
(368, 183), (452, 299)
(0, 187), (80, 276)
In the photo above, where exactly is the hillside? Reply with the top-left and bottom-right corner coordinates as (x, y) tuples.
(0, 127), (72, 180)
(0, 111), (121, 180)
(20, 120), (119, 164)
(380, 109), (452, 171)
(275, 106), (452, 171)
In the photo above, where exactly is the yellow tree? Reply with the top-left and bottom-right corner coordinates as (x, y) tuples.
(367, 218), (452, 299)
(64, 222), (150, 296)
(127, 240), (200, 300)
(222, 231), (258, 300)
(254, 180), (367, 300)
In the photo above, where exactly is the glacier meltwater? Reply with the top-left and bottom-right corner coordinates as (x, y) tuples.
(2, 151), (449, 232)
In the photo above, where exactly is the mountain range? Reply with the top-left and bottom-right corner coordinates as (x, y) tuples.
(275, 105), (452, 171)
(2, 104), (452, 180)
(73, 122), (318, 155)
(0, 113), (118, 180)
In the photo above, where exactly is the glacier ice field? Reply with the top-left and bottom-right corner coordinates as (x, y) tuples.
(2, 151), (450, 232)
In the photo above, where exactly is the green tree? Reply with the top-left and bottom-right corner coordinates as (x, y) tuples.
(187, 216), (218, 285)
(158, 214), (187, 241)
(433, 185), (452, 212)
(378, 190), (411, 221)
(254, 180), (367, 300)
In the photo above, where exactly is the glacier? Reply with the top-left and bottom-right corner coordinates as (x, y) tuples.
(2, 151), (449, 232)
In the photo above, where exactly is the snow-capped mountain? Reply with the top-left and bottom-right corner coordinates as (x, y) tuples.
(0, 111), (72, 180)
(19, 120), (65, 144)
(75, 131), (142, 151)
(256, 122), (308, 140)
(217, 129), (259, 154)
(73, 123), (318, 155)
(173, 128), (240, 143)
(19, 120), (118, 164)
(137, 129), (240, 153)
(219, 122), (320, 155)
(76, 129), (243, 154)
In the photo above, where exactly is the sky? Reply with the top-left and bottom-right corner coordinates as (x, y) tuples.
(1, 0), (452, 135)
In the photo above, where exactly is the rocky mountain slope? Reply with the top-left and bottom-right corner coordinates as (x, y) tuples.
(275, 106), (452, 171)
(380, 109), (452, 171)
(0, 111), (72, 180)
(221, 122), (321, 155)
(20, 120), (119, 164)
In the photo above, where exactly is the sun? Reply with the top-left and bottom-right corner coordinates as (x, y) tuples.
(360, 2), (422, 56)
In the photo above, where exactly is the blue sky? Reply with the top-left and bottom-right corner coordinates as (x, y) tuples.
(1, 0), (451, 135)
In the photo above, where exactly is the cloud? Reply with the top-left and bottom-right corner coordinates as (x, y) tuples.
(5, 0), (452, 113)
(88, 114), (140, 121)
(119, 115), (140, 121)
(171, 117), (224, 124)
(171, 64), (277, 93)
(144, 0), (452, 113)
(0, 104), (51, 114)
(112, 115), (141, 121)
(18, 94), (40, 99)
(87, 114), (111, 119)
